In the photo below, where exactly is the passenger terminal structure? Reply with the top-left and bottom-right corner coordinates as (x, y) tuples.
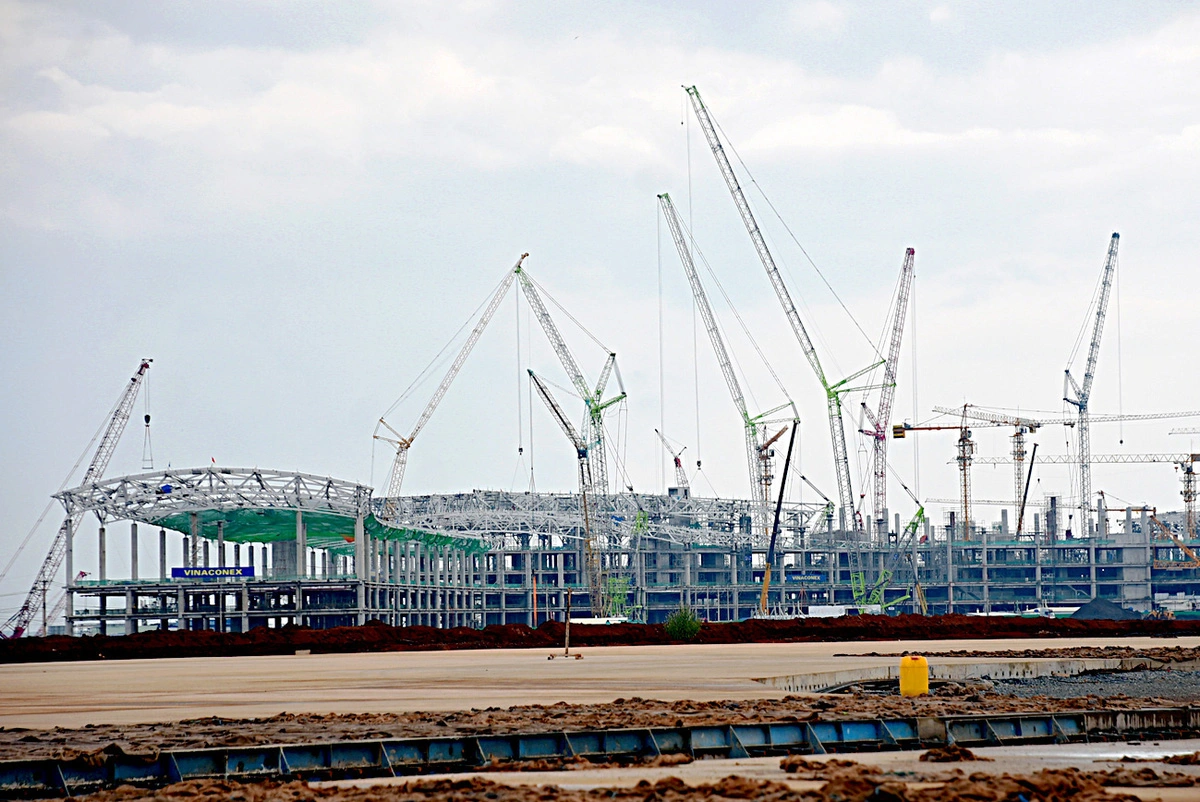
(54, 465), (1194, 636)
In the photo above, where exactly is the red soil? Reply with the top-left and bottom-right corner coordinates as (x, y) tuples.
(2, 614), (1196, 665)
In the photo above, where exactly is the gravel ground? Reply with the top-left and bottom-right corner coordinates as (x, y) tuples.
(995, 670), (1200, 701)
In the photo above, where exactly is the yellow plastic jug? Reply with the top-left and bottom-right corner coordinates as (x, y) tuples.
(899, 655), (929, 697)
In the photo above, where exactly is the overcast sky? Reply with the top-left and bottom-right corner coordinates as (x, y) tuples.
(3, 1), (1199, 612)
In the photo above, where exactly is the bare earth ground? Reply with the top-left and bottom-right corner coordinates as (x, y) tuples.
(8, 638), (1200, 800)
(4, 636), (1198, 730)
(3, 685), (1194, 762)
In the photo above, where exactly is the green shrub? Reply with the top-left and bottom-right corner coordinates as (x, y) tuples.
(664, 605), (702, 641)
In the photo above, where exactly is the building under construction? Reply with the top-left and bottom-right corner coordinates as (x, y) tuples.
(48, 464), (1200, 636)
(8, 88), (1200, 641)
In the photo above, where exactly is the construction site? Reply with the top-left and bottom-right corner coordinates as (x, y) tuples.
(4, 87), (1200, 642)
(6, 79), (1200, 802)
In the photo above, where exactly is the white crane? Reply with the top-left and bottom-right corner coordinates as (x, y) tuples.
(1064, 233), (1119, 535)
(528, 369), (605, 616)
(2, 359), (151, 639)
(514, 266), (625, 496)
(684, 85), (879, 537)
(860, 248), (916, 540)
(654, 429), (689, 492)
(935, 404), (1200, 513)
(659, 192), (789, 543)
(375, 257), (526, 507)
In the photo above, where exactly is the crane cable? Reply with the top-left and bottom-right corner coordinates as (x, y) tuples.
(710, 115), (882, 361)
(677, 212), (792, 406)
(0, 387), (128, 587)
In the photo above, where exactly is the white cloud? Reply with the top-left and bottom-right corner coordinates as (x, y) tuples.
(788, 1), (848, 35)
(929, 5), (953, 24)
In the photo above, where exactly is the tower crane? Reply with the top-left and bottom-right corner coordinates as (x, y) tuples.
(684, 86), (880, 538)
(515, 266), (625, 496)
(528, 369), (605, 617)
(376, 257), (525, 507)
(654, 429), (689, 492)
(1064, 232), (1119, 536)
(893, 407), (995, 541)
(860, 248), (916, 541)
(933, 403), (1200, 515)
(658, 192), (791, 543)
(974, 451), (1200, 540)
(2, 359), (151, 639)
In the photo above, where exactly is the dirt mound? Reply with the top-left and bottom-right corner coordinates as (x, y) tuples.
(3, 687), (1191, 762)
(919, 743), (991, 762)
(1072, 598), (1140, 621)
(846, 645), (1200, 663)
(5, 614), (1200, 665)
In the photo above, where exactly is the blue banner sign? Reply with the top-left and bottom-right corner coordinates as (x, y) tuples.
(787, 571), (827, 583)
(171, 566), (255, 579)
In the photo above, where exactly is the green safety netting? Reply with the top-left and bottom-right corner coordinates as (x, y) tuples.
(149, 508), (487, 555)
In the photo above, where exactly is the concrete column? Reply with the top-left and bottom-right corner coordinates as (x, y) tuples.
(295, 512), (306, 579)
(64, 513), (73, 588)
(261, 544), (269, 578)
(353, 513), (365, 579)
(241, 585), (249, 633)
(217, 521), (226, 569)
(65, 519), (74, 635)
(321, 550), (328, 578)
(130, 522), (139, 581)
(189, 512), (199, 567)
(159, 529), (167, 581)
(1000, 509), (1009, 538)
(309, 549), (316, 578)
(234, 543), (240, 568)
(98, 525), (108, 635)
(126, 588), (136, 635)
(203, 540), (210, 568)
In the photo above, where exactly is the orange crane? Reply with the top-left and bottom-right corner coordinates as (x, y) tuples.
(1149, 511), (1200, 569)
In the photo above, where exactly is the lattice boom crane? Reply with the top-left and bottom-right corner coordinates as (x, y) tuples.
(528, 369), (605, 616)
(659, 192), (780, 542)
(861, 248), (915, 540)
(376, 257), (525, 504)
(654, 429), (689, 491)
(1064, 233), (1119, 536)
(515, 267), (624, 496)
(2, 359), (151, 639)
(684, 85), (879, 536)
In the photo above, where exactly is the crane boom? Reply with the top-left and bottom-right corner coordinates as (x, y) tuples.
(528, 370), (605, 616)
(658, 192), (774, 541)
(2, 359), (151, 639)
(932, 405), (1200, 429)
(1064, 232), (1119, 534)
(654, 429), (689, 491)
(863, 248), (915, 539)
(515, 267), (621, 495)
(684, 85), (869, 535)
(377, 257), (523, 501)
